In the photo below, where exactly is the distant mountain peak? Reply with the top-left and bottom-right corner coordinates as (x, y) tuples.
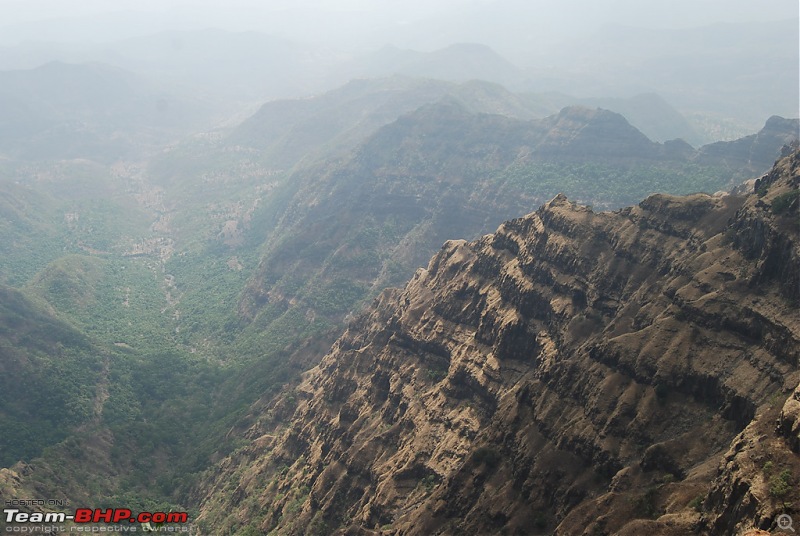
(350, 41), (525, 88)
(764, 114), (800, 133)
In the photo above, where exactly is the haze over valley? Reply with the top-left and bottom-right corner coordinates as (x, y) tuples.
(0, 1), (798, 534)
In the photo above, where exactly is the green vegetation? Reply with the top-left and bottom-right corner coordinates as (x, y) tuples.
(309, 279), (368, 316)
(420, 474), (437, 492)
(0, 286), (100, 466)
(633, 487), (660, 519)
(25, 256), (178, 353)
(771, 189), (799, 215)
(306, 515), (329, 536)
(425, 366), (447, 383)
(0, 154), (280, 510)
(769, 469), (792, 499)
(0, 82), (792, 531)
(0, 164), (154, 287)
(495, 161), (733, 209)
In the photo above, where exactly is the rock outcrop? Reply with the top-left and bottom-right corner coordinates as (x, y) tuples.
(195, 151), (799, 535)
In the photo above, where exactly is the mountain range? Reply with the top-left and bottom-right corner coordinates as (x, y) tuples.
(0, 51), (797, 535)
(233, 99), (797, 346)
(1, 17), (796, 139)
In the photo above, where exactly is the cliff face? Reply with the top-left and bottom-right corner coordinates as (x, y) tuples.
(195, 152), (799, 535)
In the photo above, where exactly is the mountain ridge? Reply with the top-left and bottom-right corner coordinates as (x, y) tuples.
(235, 100), (798, 336)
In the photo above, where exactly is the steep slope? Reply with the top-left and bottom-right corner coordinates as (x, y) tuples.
(233, 103), (668, 352)
(194, 151), (799, 535)
(236, 102), (797, 344)
(0, 280), (231, 520)
(0, 286), (100, 467)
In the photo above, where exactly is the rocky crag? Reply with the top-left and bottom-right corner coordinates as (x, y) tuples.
(195, 151), (799, 535)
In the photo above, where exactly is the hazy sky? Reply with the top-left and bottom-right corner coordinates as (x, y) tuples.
(0, 1), (796, 128)
(2, 0), (795, 24)
(1, 0), (796, 53)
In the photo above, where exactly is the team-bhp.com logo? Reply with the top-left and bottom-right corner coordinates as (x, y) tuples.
(4, 508), (189, 531)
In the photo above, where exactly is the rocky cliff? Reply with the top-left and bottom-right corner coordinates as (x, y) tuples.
(195, 151), (799, 535)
